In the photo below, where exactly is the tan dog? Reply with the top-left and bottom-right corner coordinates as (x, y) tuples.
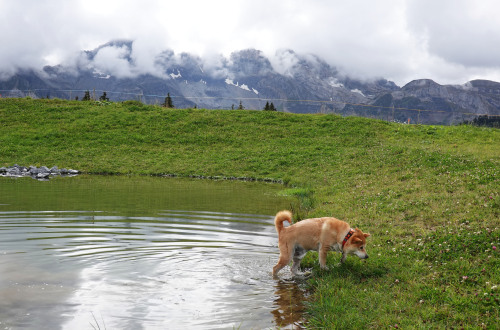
(272, 210), (370, 276)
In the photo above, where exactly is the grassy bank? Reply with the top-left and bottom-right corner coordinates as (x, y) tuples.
(1, 98), (499, 328)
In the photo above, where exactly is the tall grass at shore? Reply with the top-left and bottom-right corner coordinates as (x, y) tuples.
(1, 98), (498, 328)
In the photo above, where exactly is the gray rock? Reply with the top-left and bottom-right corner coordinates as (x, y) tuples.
(36, 172), (50, 179)
(39, 166), (50, 173)
(7, 167), (22, 176)
(1, 165), (80, 180)
(28, 166), (39, 175)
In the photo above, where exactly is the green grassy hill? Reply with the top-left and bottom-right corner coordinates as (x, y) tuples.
(1, 98), (499, 328)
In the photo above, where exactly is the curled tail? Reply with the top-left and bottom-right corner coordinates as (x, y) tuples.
(274, 210), (292, 233)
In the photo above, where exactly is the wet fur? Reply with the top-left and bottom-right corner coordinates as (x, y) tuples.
(272, 210), (370, 276)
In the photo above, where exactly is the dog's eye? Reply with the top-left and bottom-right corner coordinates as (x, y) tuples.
(360, 246), (364, 250)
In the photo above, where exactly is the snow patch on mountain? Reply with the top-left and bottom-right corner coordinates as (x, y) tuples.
(93, 69), (111, 79)
(328, 78), (344, 88)
(170, 70), (182, 79)
(351, 89), (365, 96)
(225, 78), (258, 94)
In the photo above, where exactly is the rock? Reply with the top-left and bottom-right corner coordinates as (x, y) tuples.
(7, 167), (22, 176)
(0, 165), (80, 180)
(36, 172), (50, 179)
(39, 166), (50, 173)
(28, 166), (40, 175)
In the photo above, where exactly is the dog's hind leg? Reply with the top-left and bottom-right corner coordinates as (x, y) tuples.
(273, 244), (294, 276)
(291, 246), (307, 275)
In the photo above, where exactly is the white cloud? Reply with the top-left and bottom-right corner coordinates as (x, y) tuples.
(92, 45), (134, 78)
(406, 0), (500, 67)
(1, 0), (500, 85)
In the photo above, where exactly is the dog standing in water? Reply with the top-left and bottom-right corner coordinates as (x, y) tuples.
(272, 210), (370, 276)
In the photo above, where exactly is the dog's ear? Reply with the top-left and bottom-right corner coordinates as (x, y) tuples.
(352, 237), (362, 243)
(363, 233), (371, 238)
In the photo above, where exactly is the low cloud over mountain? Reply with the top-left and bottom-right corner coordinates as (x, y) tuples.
(1, 41), (499, 125)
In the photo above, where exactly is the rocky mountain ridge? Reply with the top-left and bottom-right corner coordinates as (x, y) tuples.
(1, 40), (499, 124)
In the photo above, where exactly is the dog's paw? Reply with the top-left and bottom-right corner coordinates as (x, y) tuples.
(293, 270), (312, 279)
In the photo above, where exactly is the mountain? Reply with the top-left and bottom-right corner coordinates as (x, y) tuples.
(1, 41), (499, 125)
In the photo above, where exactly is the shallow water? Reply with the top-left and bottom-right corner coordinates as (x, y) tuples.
(0, 176), (307, 329)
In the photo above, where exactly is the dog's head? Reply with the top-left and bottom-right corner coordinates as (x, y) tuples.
(345, 228), (370, 259)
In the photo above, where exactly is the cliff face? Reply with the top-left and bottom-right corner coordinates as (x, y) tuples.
(1, 43), (499, 124)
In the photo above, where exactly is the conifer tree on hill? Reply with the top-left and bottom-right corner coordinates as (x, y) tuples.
(163, 93), (174, 108)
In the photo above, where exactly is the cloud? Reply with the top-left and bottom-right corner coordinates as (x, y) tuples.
(92, 45), (135, 78)
(1, 0), (500, 85)
(406, 0), (500, 68)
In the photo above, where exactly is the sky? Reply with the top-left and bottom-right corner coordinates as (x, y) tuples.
(1, 0), (500, 86)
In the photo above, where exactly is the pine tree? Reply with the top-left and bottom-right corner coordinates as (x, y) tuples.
(99, 92), (109, 101)
(264, 101), (270, 111)
(238, 101), (244, 110)
(270, 102), (277, 111)
(82, 90), (91, 101)
(163, 93), (174, 108)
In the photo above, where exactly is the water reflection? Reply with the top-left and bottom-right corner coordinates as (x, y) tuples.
(272, 280), (310, 328)
(0, 177), (307, 329)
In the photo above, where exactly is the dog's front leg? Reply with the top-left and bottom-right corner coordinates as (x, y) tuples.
(340, 252), (347, 264)
(319, 244), (330, 270)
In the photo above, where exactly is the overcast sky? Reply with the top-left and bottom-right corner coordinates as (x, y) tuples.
(1, 0), (500, 86)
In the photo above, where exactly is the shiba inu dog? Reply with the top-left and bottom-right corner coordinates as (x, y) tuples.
(272, 210), (370, 276)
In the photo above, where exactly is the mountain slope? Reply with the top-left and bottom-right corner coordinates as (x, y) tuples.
(1, 41), (499, 124)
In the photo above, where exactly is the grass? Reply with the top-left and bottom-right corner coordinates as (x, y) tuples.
(1, 98), (499, 328)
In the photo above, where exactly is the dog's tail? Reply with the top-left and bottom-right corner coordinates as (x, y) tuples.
(274, 210), (292, 233)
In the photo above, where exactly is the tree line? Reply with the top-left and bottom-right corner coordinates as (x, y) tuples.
(461, 115), (500, 128)
(77, 91), (279, 111)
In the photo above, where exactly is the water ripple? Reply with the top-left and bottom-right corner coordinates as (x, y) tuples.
(0, 209), (306, 329)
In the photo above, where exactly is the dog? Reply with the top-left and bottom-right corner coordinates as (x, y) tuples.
(272, 210), (370, 276)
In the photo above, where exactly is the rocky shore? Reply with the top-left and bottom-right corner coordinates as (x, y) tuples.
(0, 164), (80, 180)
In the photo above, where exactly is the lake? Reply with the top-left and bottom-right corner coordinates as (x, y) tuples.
(0, 175), (308, 329)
